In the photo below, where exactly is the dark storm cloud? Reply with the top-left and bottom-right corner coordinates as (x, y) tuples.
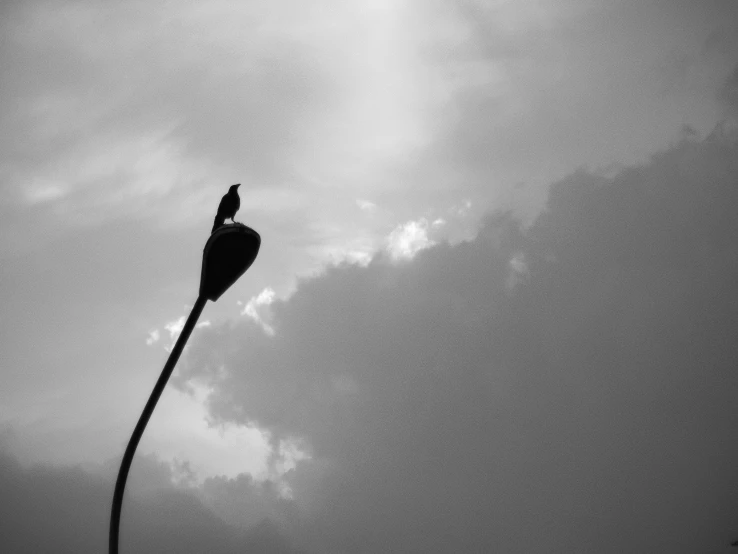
(0, 447), (300, 553)
(179, 126), (738, 553)
(720, 63), (738, 114)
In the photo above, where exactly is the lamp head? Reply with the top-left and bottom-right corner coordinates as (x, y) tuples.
(200, 224), (260, 302)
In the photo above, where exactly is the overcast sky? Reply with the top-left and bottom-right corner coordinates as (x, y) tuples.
(2, 1), (738, 552)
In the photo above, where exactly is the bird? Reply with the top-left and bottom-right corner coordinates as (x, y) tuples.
(212, 183), (241, 233)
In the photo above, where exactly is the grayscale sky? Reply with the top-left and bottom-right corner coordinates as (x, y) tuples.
(2, 1), (738, 552)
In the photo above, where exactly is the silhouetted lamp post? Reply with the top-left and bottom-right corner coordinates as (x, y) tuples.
(109, 224), (260, 554)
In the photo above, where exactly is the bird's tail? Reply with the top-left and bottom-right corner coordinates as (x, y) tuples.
(212, 215), (226, 233)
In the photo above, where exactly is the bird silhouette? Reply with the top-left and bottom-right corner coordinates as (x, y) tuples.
(212, 183), (241, 233)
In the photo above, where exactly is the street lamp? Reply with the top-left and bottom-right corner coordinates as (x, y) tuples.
(109, 223), (261, 554)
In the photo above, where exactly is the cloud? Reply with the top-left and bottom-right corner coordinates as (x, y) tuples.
(141, 382), (272, 482)
(385, 217), (435, 260)
(720, 62), (738, 116)
(160, 311), (215, 350)
(0, 0), (456, 232)
(145, 329), (160, 346)
(178, 126), (738, 553)
(0, 0), (357, 238)
(3, 3), (738, 553)
(0, 446), (300, 554)
(163, 315), (187, 350)
(413, 1), (738, 221)
(242, 287), (277, 336)
(355, 199), (377, 213)
(506, 251), (529, 290)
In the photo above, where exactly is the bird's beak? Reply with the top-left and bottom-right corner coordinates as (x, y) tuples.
(235, 183), (241, 188)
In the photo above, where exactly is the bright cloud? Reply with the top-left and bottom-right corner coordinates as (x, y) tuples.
(385, 218), (435, 260)
(164, 315), (186, 348)
(242, 288), (277, 336)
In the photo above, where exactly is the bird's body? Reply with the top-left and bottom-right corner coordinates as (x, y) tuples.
(212, 184), (241, 233)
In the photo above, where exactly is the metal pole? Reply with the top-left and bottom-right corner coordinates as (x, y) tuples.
(109, 295), (208, 554)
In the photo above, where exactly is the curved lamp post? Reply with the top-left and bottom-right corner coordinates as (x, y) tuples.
(109, 224), (261, 554)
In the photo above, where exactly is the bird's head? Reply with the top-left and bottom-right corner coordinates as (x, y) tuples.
(230, 183), (241, 192)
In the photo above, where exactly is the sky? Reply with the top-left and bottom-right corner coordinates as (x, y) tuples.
(2, 1), (738, 552)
